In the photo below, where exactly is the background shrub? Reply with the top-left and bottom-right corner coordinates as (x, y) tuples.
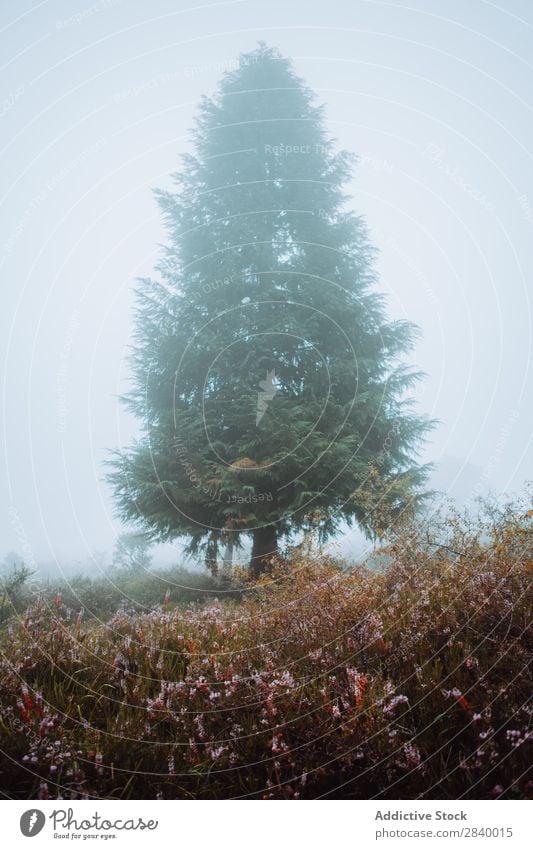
(0, 496), (530, 800)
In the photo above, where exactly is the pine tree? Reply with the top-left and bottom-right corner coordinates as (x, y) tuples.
(108, 44), (432, 576)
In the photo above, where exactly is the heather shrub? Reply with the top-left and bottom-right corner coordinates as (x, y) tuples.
(0, 496), (530, 799)
(0, 564), (34, 626)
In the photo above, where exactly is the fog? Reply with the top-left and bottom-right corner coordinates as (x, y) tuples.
(1, 0), (531, 573)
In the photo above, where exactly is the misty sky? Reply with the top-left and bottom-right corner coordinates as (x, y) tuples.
(1, 0), (531, 568)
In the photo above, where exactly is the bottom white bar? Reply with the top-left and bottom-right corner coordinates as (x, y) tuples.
(3, 799), (531, 848)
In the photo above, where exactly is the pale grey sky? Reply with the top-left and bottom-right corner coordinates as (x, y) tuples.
(1, 0), (531, 566)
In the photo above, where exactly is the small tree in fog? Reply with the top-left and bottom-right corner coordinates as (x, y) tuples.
(1, 551), (24, 574)
(111, 532), (152, 573)
(0, 563), (33, 624)
(109, 44), (432, 576)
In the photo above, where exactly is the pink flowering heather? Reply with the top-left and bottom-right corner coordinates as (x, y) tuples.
(0, 497), (531, 799)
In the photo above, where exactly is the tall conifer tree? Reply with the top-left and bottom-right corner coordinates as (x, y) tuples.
(109, 44), (432, 574)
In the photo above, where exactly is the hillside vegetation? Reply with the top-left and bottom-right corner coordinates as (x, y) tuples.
(0, 496), (531, 799)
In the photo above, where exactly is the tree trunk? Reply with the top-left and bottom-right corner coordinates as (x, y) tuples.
(222, 539), (233, 571)
(250, 525), (278, 578)
(205, 531), (219, 577)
